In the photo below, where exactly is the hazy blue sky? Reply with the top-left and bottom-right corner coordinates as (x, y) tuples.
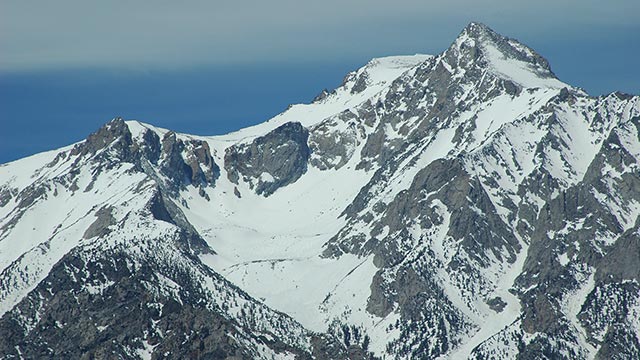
(1, 1), (639, 163)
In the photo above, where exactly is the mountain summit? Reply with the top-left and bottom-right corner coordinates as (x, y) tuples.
(443, 22), (564, 90)
(1, 24), (639, 359)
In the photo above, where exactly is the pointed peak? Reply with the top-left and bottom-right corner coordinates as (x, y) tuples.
(462, 21), (496, 38)
(452, 22), (509, 53)
(443, 22), (565, 89)
(447, 22), (504, 51)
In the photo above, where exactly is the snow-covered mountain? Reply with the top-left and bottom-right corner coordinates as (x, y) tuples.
(1, 22), (639, 359)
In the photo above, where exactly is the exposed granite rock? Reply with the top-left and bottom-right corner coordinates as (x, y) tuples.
(579, 281), (640, 349)
(515, 117), (640, 338)
(595, 323), (640, 360)
(70, 117), (134, 158)
(378, 265), (472, 359)
(0, 185), (18, 207)
(0, 183), (50, 240)
(147, 190), (213, 255)
(596, 222), (640, 283)
(158, 131), (220, 191)
(309, 115), (363, 170)
(68, 118), (220, 195)
(487, 297), (507, 312)
(351, 72), (370, 95)
(139, 127), (162, 163)
(83, 206), (116, 239)
(225, 122), (310, 196)
(312, 89), (332, 103)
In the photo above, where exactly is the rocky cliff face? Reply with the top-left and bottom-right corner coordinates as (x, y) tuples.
(225, 122), (310, 196)
(1, 23), (639, 359)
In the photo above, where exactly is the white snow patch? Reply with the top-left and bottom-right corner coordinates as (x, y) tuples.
(259, 172), (275, 183)
(558, 253), (570, 267)
(135, 339), (156, 360)
(482, 43), (567, 89)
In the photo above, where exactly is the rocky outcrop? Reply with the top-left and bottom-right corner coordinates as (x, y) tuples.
(309, 113), (364, 171)
(70, 117), (134, 158)
(225, 122), (310, 196)
(68, 118), (220, 195)
(158, 131), (220, 190)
